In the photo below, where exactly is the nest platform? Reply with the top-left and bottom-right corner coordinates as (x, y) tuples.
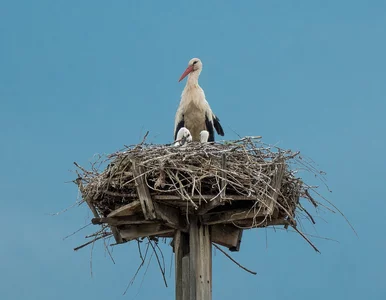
(75, 137), (320, 251)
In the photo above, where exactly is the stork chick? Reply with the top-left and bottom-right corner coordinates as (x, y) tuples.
(200, 130), (209, 143)
(173, 127), (192, 147)
(174, 58), (224, 142)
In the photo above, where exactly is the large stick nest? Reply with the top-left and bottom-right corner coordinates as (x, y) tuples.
(69, 136), (356, 289)
(75, 137), (326, 231)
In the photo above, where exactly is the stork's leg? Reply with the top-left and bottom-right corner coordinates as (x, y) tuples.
(200, 130), (209, 144)
(174, 127), (192, 147)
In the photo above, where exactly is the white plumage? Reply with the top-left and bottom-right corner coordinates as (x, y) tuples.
(174, 58), (224, 142)
(200, 130), (209, 143)
(173, 127), (192, 147)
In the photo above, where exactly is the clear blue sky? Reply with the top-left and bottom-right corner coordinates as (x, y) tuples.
(1, 1), (385, 299)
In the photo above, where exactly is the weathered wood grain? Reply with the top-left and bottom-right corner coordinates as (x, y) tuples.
(91, 215), (154, 226)
(202, 209), (265, 225)
(107, 200), (141, 217)
(154, 202), (187, 231)
(175, 231), (190, 300)
(211, 224), (243, 251)
(119, 224), (173, 241)
(189, 217), (212, 300)
(132, 160), (156, 220)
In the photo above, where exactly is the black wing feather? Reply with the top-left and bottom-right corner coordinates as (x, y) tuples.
(205, 114), (215, 142)
(213, 115), (224, 136)
(174, 118), (185, 141)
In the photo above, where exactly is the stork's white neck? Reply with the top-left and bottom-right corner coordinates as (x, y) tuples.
(186, 70), (201, 88)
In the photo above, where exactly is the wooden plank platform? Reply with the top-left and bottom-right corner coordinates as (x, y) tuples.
(107, 200), (141, 217)
(90, 160), (290, 250)
(211, 224), (243, 251)
(132, 160), (156, 220)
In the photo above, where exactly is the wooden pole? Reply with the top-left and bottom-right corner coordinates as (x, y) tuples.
(189, 217), (212, 300)
(175, 230), (190, 300)
(175, 217), (212, 300)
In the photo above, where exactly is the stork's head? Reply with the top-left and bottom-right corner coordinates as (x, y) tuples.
(178, 58), (202, 82)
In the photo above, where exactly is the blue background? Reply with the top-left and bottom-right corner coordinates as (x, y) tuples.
(1, 1), (385, 299)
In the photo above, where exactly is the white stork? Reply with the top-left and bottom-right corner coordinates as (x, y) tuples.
(173, 127), (192, 147)
(174, 58), (224, 143)
(200, 130), (209, 143)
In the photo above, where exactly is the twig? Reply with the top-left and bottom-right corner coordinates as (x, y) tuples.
(213, 244), (257, 275)
(148, 239), (168, 287)
(133, 131), (150, 150)
(90, 235), (96, 277)
(63, 223), (92, 240)
(73, 233), (112, 251)
(73, 162), (93, 175)
(85, 227), (109, 238)
(308, 187), (358, 237)
(103, 237), (116, 264)
(266, 227), (339, 243)
(298, 204), (316, 224)
(291, 226), (320, 253)
(305, 189), (318, 207)
(123, 241), (150, 295)
(47, 200), (81, 216)
(135, 246), (154, 298)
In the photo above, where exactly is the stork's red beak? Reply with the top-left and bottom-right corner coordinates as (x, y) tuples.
(178, 65), (193, 82)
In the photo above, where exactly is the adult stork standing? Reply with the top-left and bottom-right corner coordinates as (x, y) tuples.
(174, 58), (224, 142)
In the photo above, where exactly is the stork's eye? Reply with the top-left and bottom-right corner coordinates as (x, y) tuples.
(193, 61), (198, 65)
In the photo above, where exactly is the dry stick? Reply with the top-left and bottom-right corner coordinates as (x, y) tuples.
(128, 131), (150, 150)
(296, 215), (307, 235)
(135, 248), (155, 298)
(90, 236), (96, 278)
(103, 237), (116, 265)
(154, 240), (167, 273)
(267, 227), (339, 243)
(213, 244), (257, 275)
(139, 131), (150, 145)
(85, 229), (110, 239)
(73, 174), (100, 220)
(74, 162), (93, 175)
(73, 233), (112, 251)
(148, 239), (168, 287)
(291, 226), (320, 253)
(305, 189), (318, 207)
(123, 241), (151, 295)
(85, 224), (109, 238)
(170, 170), (198, 209)
(48, 200), (81, 216)
(298, 204), (316, 224)
(308, 187), (357, 236)
(295, 156), (330, 191)
(137, 240), (144, 262)
(63, 223), (92, 240)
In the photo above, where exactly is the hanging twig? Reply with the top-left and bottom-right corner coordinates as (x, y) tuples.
(63, 223), (92, 240)
(297, 204), (316, 224)
(73, 233), (112, 251)
(213, 244), (257, 275)
(305, 189), (318, 207)
(123, 241), (151, 295)
(103, 236), (116, 265)
(148, 239), (168, 287)
(291, 226), (320, 253)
